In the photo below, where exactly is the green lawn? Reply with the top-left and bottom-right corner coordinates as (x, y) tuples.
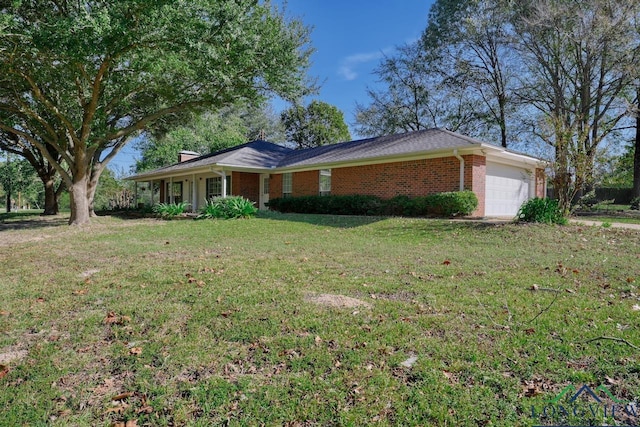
(0, 212), (639, 426)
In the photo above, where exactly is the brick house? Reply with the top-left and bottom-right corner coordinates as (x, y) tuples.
(129, 128), (546, 217)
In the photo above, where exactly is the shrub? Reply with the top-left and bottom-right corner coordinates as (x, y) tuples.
(197, 196), (257, 219)
(574, 190), (597, 211)
(267, 195), (381, 216)
(153, 201), (190, 218)
(631, 197), (640, 211)
(268, 191), (478, 217)
(517, 198), (567, 225)
(424, 191), (478, 217)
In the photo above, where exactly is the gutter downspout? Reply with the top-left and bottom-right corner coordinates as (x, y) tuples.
(453, 149), (465, 191)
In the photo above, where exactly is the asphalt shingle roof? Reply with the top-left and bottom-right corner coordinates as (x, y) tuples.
(130, 129), (532, 179)
(276, 128), (481, 168)
(131, 140), (293, 179)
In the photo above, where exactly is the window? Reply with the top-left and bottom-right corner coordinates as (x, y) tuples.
(165, 182), (182, 203)
(206, 175), (231, 200)
(263, 176), (270, 195)
(319, 169), (331, 196)
(282, 173), (292, 197)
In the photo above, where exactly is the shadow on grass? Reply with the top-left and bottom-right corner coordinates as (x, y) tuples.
(256, 211), (386, 229)
(257, 211), (510, 231)
(0, 210), (69, 231)
(372, 218), (507, 237)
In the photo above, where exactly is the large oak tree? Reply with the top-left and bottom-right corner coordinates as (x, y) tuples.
(0, 0), (312, 225)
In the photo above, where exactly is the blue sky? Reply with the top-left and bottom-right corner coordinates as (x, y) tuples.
(110, 1), (434, 173)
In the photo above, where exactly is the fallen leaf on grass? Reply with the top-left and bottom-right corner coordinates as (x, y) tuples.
(0, 364), (8, 379)
(632, 304), (640, 311)
(104, 312), (131, 325)
(605, 376), (620, 386)
(137, 405), (153, 414)
(104, 403), (128, 414)
(442, 370), (458, 383)
(400, 355), (418, 368)
(0, 310), (9, 316)
(524, 328), (535, 335)
(530, 284), (539, 291)
(112, 391), (135, 401)
(627, 277), (636, 284)
(442, 260), (451, 266)
(129, 347), (142, 356)
(111, 420), (138, 427)
(522, 382), (541, 397)
(36, 297), (45, 303)
(72, 289), (87, 296)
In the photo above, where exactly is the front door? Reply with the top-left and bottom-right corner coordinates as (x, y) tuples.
(259, 174), (270, 210)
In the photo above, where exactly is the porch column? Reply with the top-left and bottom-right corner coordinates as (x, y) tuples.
(192, 174), (197, 210)
(169, 177), (174, 203)
(150, 181), (155, 206)
(221, 171), (227, 197)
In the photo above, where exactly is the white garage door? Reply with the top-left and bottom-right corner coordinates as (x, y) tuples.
(485, 162), (530, 216)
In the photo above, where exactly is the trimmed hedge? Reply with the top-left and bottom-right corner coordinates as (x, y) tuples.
(267, 191), (478, 217)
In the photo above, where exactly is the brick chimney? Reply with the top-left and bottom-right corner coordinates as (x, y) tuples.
(178, 150), (200, 162)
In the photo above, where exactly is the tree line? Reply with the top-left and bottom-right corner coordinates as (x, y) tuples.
(355, 0), (640, 213)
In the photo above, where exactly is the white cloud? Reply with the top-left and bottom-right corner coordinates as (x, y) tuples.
(337, 49), (391, 81)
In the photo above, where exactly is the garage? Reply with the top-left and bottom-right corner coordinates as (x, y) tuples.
(485, 162), (531, 216)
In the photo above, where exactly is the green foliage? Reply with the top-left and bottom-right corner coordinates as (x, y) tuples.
(281, 100), (351, 149)
(0, 155), (43, 209)
(602, 143), (634, 188)
(517, 198), (568, 225)
(93, 168), (135, 211)
(268, 191), (478, 217)
(0, 0), (312, 224)
(574, 190), (598, 211)
(197, 196), (257, 219)
(153, 202), (190, 219)
(268, 195), (382, 215)
(136, 105), (285, 172)
(631, 197), (640, 210)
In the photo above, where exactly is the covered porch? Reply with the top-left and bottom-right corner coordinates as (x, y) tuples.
(130, 169), (269, 212)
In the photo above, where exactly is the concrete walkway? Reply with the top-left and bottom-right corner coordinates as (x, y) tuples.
(568, 218), (640, 230)
(451, 217), (640, 230)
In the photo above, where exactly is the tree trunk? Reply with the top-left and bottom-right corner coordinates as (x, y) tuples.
(634, 105), (640, 199)
(5, 192), (11, 213)
(42, 177), (59, 215)
(68, 174), (91, 226)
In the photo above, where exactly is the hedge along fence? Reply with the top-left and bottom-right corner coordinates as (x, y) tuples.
(267, 191), (478, 217)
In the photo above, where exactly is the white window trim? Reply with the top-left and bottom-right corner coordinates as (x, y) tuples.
(282, 172), (292, 197)
(319, 169), (331, 196)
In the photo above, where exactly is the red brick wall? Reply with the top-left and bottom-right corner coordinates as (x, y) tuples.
(292, 170), (319, 196)
(535, 168), (546, 198)
(332, 157), (463, 198)
(467, 155), (486, 217)
(232, 172), (260, 204)
(268, 155), (488, 216)
(269, 171), (320, 197)
(271, 174), (282, 197)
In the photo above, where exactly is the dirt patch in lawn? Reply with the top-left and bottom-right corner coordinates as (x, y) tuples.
(0, 348), (28, 364)
(305, 293), (372, 309)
